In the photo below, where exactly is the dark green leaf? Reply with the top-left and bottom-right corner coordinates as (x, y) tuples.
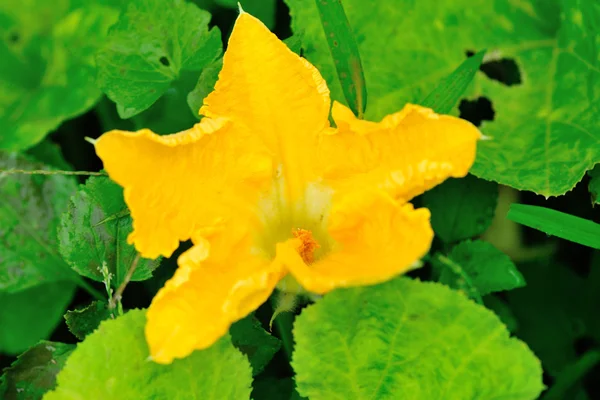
(97, 0), (222, 118)
(421, 50), (485, 114)
(230, 314), (281, 376)
(315, 0), (367, 118)
(252, 377), (306, 400)
(483, 295), (518, 333)
(0, 282), (75, 354)
(0, 152), (78, 292)
(507, 261), (586, 376)
(507, 204), (600, 249)
(58, 176), (160, 287)
(187, 58), (222, 118)
(434, 240), (525, 300)
(64, 301), (113, 340)
(215, 0), (277, 29)
(588, 165), (600, 206)
(0, 341), (74, 400)
(422, 174), (498, 243)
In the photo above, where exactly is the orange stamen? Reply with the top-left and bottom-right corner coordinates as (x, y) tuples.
(292, 228), (320, 264)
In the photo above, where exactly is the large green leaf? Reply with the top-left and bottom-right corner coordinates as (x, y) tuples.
(44, 309), (252, 400)
(0, 2), (119, 150)
(0, 341), (74, 400)
(422, 174), (498, 243)
(287, 0), (600, 196)
(433, 240), (525, 301)
(58, 177), (160, 286)
(293, 278), (543, 400)
(0, 152), (78, 292)
(0, 282), (75, 354)
(588, 164), (600, 205)
(96, 0), (222, 118)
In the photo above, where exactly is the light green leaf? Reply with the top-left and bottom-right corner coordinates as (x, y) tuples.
(293, 277), (543, 400)
(588, 164), (600, 205)
(64, 301), (112, 340)
(0, 3), (119, 151)
(421, 50), (486, 114)
(483, 295), (518, 333)
(434, 240), (525, 300)
(44, 309), (252, 400)
(230, 314), (281, 376)
(58, 176), (160, 286)
(315, 0), (367, 118)
(0, 282), (75, 354)
(422, 174), (498, 243)
(507, 203), (600, 249)
(0, 152), (78, 292)
(286, 0), (600, 196)
(0, 341), (74, 400)
(187, 58), (222, 118)
(97, 0), (222, 118)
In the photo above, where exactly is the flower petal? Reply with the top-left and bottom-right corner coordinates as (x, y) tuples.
(200, 12), (331, 200)
(95, 117), (272, 259)
(277, 194), (433, 294)
(319, 101), (482, 202)
(146, 223), (284, 364)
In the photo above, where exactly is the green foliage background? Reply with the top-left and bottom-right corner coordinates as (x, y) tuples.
(0, 0), (599, 399)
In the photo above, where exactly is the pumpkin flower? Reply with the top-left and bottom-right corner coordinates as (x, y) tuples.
(95, 11), (481, 364)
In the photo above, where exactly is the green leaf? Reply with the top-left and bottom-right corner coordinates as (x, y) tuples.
(507, 204), (600, 249)
(230, 314), (281, 376)
(286, 0), (600, 196)
(215, 0), (277, 29)
(44, 309), (252, 400)
(507, 261), (586, 376)
(58, 176), (160, 286)
(588, 164), (600, 205)
(252, 377), (306, 400)
(315, 0), (367, 118)
(434, 240), (525, 301)
(0, 152), (78, 292)
(26, 141), (71, 170)
(187, 58), (222, 118)
(0, 3), (119, 150)
(0, 282), (75, 354)
(422, 174), (498, 243)
(64, 301), (112, 340)
(483, 295), (518, 333)
(421, 50), (486, 114)
(0, 341), (75, 400)
(132, 70), (200, 134)
(97, 0), (222, 119)
(293, 277), (543, 400)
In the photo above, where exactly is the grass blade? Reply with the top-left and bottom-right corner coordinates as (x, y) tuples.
(315, 0), (367, 118)
(421, 50), (485, 114)
(507, 204), (600, 249)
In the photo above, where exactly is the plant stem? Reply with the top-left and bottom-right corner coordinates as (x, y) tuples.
(109, 254), (140, 310)
(541, 350), (600, 400)
(271, 299), (296, 363)
(0, 169), (106, 176)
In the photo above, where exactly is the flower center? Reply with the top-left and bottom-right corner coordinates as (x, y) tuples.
(292, 228), (320, 264)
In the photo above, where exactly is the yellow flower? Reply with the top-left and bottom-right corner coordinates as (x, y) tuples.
(95, 11), (481, 364)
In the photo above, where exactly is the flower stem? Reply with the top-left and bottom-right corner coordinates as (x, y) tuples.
(271, 298), (296, 363)
(109, 254), (140, 311)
